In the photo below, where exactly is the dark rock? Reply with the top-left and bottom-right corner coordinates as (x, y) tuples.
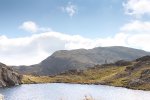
(141, 69), (150, 77)
(59, 69), (84, 75)
(114, 60), (131, 66)
(125, 61), (148, 72)
(141, 77), (150, 83)
(140, 69), (150, 83)
(136, 55), (150, 62)
(125, 66), (135, 72)
(0, 63), (22, 87)
(128, 79), (144, 87)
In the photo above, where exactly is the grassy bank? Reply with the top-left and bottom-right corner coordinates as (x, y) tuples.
(22, 59), (150, 91)
(22, 66), (125, 84)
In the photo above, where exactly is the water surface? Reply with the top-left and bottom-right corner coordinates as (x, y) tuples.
(0, 83), (150, 100)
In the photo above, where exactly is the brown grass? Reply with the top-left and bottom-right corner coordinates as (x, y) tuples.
(21, 63), (150, 91)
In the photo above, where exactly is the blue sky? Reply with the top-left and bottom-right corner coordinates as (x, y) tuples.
(0, 0), (150, 65)
(0, 0), (129, 38)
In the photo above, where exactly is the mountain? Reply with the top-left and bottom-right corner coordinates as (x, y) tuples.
(0, 63), (22, 87)
(14, 46), (150, 75)
(22, 55), (150, 91)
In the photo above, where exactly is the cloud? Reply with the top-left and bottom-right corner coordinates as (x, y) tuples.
(120, 20), (150, 33)
(1, 0), (150, 66)
(19, 21), (38, 33)
(0, 32), (93, 65)
(119, 20), (150, 51)
(61, 2), (77, 17)
(19, 21), (52, 33)
(2, 15), (150, 66)
(128, 34), (150, 51)
(1, 29), (150, 66)
(121, 1), (150, 51)
(123, 0), (150, 17)
(0, 32), (97, 65)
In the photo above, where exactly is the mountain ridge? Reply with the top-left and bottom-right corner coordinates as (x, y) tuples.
(14, 46), (150, 75)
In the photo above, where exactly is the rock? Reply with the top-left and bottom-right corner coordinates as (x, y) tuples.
(140, 69), (150, 83)
(141, 77), (150, 83)
(135, 55), (150, 62)
(114, 60), (131, 66)
(128, 79), (144, 87)
(125, 66), (135, 72)
(141, 69), (150, 77)
(0, 63), (22, 87)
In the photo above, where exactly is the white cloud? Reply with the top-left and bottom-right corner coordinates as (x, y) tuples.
(19, 21), (51, 33)
(1, 29), (150, 66)
(128, 34), (150, 50)
(1, 0), (150, 66)
(0, 32), (130, 65)
(121, 1), (150, 51)
(119, 20), (150, 51)
(123, 0), (150, 17)
(120, 20), (150, 33)
(61, 2), (77, 17)
(19, 21), (38, 33)
(0, 32), (98, 65)
(2, 18), (150, 66)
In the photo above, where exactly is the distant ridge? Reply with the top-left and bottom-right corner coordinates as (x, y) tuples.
(14, 46), (150, 75)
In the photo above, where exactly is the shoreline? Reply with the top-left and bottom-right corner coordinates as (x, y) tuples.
(21, 81), (150, 91)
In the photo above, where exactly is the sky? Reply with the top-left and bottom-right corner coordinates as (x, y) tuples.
(0, 0), (150, 65)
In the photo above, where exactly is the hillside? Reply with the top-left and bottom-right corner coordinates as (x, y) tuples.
(0, 63), (22, 87)
(22, 56), (150, 90)
(15, 46), (150, 75)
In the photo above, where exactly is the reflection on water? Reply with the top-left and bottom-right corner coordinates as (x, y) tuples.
(0, 83), (150, 100)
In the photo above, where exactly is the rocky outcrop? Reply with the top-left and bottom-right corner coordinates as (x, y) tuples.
(135, 55), (150, 62)
(0, 63), (22, 87)
(114, 60), (132, 66)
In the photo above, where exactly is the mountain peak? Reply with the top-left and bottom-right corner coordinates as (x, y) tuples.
(14, 46), (150, 75)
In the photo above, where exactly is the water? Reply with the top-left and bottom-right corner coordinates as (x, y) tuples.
(0, 83), (150, 100)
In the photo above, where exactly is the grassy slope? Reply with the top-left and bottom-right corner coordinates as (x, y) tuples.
(22, 56), (150, 90)
(22, 59), (150, 91)
(22, 66), (124, 83)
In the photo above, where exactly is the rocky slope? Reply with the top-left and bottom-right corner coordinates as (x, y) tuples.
(0, 63), (22, 87)
(15, 46), (150, 75)
(22, 56), (150, 90)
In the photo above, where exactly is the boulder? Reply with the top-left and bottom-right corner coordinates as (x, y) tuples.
(0, 63), (22, 87)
